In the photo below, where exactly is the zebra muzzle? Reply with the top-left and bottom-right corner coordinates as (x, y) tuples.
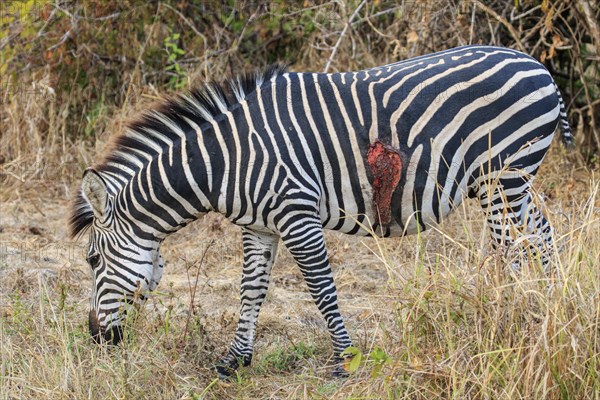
(89, 310), (101, 343)
(104, 325), (123, 345)
(89, 310), (124, 345)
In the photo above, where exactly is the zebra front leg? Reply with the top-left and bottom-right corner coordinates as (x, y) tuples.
(215, 229), (279, 378)
(281, 218), (353, 377)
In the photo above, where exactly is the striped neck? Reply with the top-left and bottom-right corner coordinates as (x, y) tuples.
(110, 121), (223, 241)
(69, 64), (287, 240)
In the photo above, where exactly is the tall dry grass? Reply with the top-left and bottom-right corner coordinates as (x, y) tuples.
(1, 153), (598, 399)
(1, 1), (599, 399)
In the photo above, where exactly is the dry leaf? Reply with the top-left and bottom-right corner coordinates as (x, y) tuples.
(552, 34), (563, 46)
(407, 31), (419, 44)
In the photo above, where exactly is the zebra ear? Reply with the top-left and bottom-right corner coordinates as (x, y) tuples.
(81, 168), (109, 219)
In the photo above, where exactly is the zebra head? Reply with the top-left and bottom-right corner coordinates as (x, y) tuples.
(78, 169), (165, 345)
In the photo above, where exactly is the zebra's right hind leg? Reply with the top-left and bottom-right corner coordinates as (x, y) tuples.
(479, 176), (555, 273)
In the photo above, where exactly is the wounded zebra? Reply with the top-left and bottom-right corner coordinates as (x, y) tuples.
(69, 45), (572, 377)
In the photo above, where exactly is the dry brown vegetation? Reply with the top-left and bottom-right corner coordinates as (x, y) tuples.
(1, 1), (599, 399)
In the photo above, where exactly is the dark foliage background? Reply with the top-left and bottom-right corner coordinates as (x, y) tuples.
(1, 0), (599, 175)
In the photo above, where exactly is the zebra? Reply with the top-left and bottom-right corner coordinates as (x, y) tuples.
(69, 45), (572, 377)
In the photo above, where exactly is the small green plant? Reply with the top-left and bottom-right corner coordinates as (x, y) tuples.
(164, 32), (186, 90)
(258, 341), (316, 373)
(341, 346), (392, 377)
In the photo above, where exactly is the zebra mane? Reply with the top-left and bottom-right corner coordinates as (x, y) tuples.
(69, 63), (288, 239)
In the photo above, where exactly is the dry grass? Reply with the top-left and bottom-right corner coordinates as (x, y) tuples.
(1, 150), (598, 399)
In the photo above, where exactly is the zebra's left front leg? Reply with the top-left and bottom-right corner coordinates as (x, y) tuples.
(215, 229), (279, 378)
(280, 217), (353, 377)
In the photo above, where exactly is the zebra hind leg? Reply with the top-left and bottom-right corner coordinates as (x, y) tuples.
(280, 217), (353, 377)
(215, 229), (279, 379)
(481, 181), (555, 273)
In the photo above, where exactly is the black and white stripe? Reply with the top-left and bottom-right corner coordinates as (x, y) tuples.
(70, 45), (571, 375)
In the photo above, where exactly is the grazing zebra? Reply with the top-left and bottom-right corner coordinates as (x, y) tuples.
(70, 45), (572, 377)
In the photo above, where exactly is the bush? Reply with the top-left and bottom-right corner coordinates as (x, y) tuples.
(1, 0), (598, 171)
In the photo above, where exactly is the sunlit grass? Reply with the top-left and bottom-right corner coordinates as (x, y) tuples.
(1, 171), (598, 399)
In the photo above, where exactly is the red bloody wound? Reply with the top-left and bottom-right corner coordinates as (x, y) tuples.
(366, 140), (403, 225)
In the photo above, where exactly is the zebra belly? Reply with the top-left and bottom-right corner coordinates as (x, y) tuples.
(318, 161), (466, 238)
(390, 183), (467, 236)
(319, 179), (465, 238)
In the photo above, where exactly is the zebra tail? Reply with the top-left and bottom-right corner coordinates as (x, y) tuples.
(554, 82), (575, 149)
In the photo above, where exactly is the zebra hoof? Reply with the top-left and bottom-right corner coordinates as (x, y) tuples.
(332, 365), (349, 378)
(215, 361), (237, 380)
(214, 354), (251, 379)
(241, 354), (252, 367)
(332, 357), (350, 378)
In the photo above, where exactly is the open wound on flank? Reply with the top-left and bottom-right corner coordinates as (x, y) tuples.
(367, 140), (403, 225)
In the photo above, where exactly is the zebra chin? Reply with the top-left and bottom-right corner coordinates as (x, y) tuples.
(89, 310), (124, 345)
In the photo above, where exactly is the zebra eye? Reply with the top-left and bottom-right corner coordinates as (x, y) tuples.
(87, 254), (101, 269)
